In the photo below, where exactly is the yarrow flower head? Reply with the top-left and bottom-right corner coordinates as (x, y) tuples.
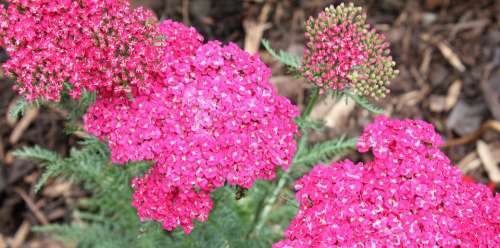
(84, 21), (299, 233)
(0, 0), (164, 101)
(275, 116), (499, 247)
(302, 3), (398, 98)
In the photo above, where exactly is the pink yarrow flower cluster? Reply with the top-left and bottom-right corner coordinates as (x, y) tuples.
(275, 116), (499, 247)
(302, 3), (398, 98)
(84, 21), (299, 233)
(0, 0), (163, 101)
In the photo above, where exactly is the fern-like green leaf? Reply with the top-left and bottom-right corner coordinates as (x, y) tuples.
(293, 136), (357, 167)
(261, 39), (301, 69)
(9, 98), (46, 119)
(8, 98), (27, 119)
(12, 146), (60, 164)
(344, 90), (385, 115)
(34, 164), (63, 192)
(55, 89), (96, 120)
(295, 118), (325, 133)
(13, 146), (63, 191)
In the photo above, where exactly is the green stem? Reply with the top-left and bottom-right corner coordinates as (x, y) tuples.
(249, 87), (319, 236)
(251, 168), (291, 235)
(301, 87), (319, 119)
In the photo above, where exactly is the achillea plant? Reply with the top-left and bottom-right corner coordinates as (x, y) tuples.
(4, 1), (496, 247)
(84, 20), (299, 233)
(274, 117), (500, 247)
(301, 3), (398, 98)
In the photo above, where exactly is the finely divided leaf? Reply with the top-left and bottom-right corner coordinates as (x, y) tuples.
(294, 136), (357, 167)
(344, 90), (385, 115)
(262, 39), (301, 69)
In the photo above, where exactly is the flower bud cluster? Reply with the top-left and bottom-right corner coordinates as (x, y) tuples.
(84, 21), (299, 233)
(302, 3), (398, 98)
(275, 116), (499, 247)
(0, 0), (163, 100)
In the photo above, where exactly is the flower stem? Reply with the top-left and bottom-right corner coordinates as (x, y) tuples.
(301, 87), (319, 119)
(249, 87), (319, 236)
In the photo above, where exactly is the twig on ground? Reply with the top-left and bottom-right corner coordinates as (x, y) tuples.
(14, 187), (49, 225)
(10, 220), (30, 248)
(444, 80), (462, 111)
(457, 151), (481, 174)
(421, 34), (466, 72)
(9, 106), (39, 145)
(419, 47), (433, 76)
(443, 120), (500, 147)
(476, 140), (500, 183)
(182, 0), (190, 25)
(243, 2), (272, 53)
(449, 19), (489, 39)
(0, 234), (5, 248)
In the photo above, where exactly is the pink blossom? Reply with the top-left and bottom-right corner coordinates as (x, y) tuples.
(84, 23), (299, 233)
(275, 116), (499, 247)
(131, 164), (213, 234)
(0, 0), (163, 101)
(301, 3), (398, 98)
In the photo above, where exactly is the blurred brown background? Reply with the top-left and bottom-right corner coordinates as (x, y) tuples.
(1, 0), (499, 247)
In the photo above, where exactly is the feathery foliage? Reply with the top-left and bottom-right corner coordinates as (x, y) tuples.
(8, 97), (45, 119)
(56, 87), (97, 120)
(295, 118), (325, 133)
(8, 97), (27, 119)
(13, 146), (60, 164)
(293, 136), (357, 167)
(344, 90), (385, 115)
(261, 39), (301, 69)
(13, 146), (61, 191)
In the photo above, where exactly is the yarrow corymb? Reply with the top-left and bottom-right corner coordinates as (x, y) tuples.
(301, 3), (398, 98)
(274, 116), (500, 247)
(0, 0), (164, 101)
(84, 20), (299, 233)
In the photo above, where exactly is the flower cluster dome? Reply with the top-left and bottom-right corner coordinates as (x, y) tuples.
(0, 0), (164, 100)
(84, 21), (299, 233)
(302, 3), (398, 98)
(275, 116), (499, 247)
